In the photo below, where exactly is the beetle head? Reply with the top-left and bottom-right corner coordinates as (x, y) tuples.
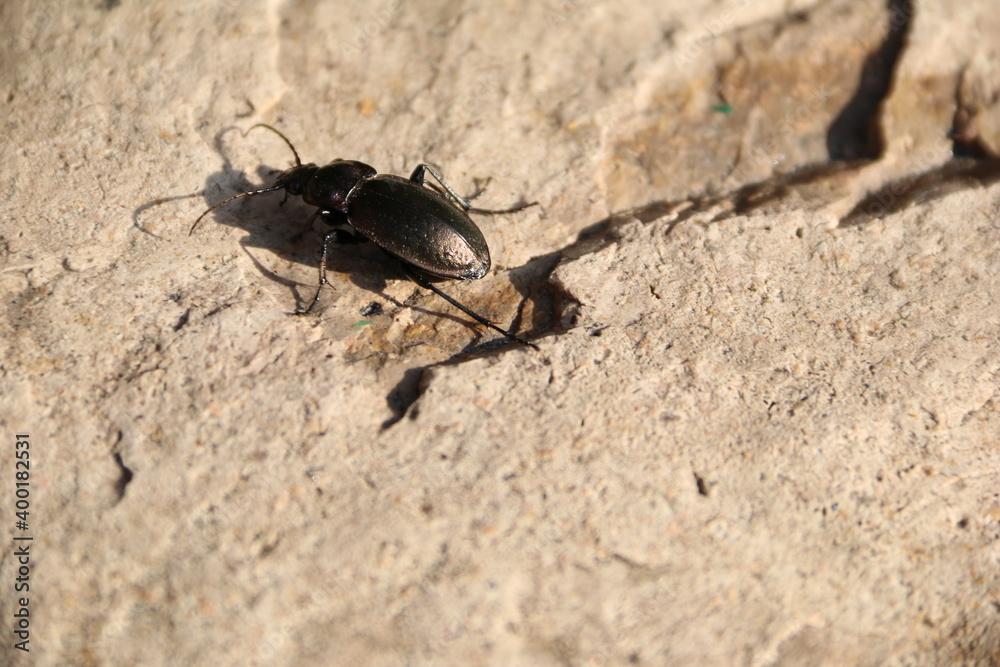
(270, 163), (320, 196)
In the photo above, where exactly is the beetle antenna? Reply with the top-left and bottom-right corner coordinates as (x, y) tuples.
(244, 123), (302, 167)
(189, 182), (287, 235)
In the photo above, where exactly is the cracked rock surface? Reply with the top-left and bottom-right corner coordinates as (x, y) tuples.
(2, 0), (999, 664)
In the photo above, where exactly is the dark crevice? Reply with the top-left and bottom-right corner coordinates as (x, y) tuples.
(952, 71), (998, 159)
(380, 341), (531, 430)
(112, 451), (134, 503)
(383, 367), (426, 428)
(827, 0), (913, 160)
(381, 337), (539, 430)
(172, 308), (191, 332)
(694, 472), (709, 497)
(512, 251), (573, 336)
(951, 121), (993, 159)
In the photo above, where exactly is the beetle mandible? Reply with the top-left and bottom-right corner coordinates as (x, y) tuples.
(191, 124), (538, 348)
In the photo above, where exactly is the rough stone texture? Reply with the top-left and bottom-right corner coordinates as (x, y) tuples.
(2, 0), (999, 665)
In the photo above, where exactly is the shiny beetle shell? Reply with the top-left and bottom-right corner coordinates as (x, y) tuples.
(344, 175), (490, 280)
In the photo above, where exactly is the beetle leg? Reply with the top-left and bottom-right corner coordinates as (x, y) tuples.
(409, 164), (475, 209)
(424, 176), (492, 203)
(403, 266), (537, 349)
(410, 164), (539, 215)
(466, 200), (540, 215)
(297, 217), (363, 316)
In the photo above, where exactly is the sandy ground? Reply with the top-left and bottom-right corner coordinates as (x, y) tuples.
(2, 0), (999, 664)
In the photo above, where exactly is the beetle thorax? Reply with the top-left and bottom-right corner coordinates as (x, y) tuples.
(304, 160), (378, 213)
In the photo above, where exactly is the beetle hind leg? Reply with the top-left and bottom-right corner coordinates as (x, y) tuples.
(403, 266), (537, 348)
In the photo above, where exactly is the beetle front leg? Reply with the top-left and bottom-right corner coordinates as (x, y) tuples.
(297, 214), (364, 315)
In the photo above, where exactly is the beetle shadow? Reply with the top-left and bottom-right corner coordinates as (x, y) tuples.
(133, 193), (205, 239)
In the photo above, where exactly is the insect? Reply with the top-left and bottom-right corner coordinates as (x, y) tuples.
(191, 124), (538, 348)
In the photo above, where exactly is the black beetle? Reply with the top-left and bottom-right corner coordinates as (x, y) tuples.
(191, 125), (538, 348)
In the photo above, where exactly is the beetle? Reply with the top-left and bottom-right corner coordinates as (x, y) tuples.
(190, 124), (538, 348)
